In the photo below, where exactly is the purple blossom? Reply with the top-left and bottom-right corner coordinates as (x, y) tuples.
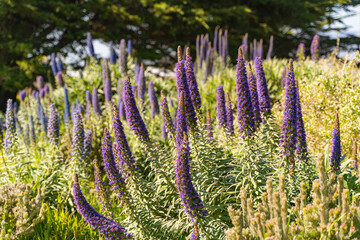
(72, 110), (84, 159)
(295, 79), (308, 161)
(190, 224), (200, 240)
(63, 87), (71, 124)
(56, 54), (64, 72)
(280, 60), (297, 160)
(176, 46), (197, 131)
(0, 119), (3, 148)
(92, 87), (102, 116)
(86, 90), (92, 121)
(127, 40), (132, 56)
(137, 63), (145, 101)
(226, 93), (234, 135)
(185, 48), (202, 112)
(104, 78), (112, 102)
(44, 83), (50, 94)
(280, 66), (287, 89)
(29, 115), (36, 144)
(213, 26), (218, 54)
(247, 63), (261, 127)
(48, 103), (60, 146)
(19, 90), (26, 101)
(36, 95), (47, 133)
(242, 33), (248, 59)
(73, 174), (131, 239)
(161, 124), (168, 141)
(37, 76), (45, 90)
(5, 99), (16, 153)
(117, 98), (126, 120)
(93, 160), (112, 215)
(296, 43), (306, 61)
(254, 57), (271, 115)
(148, 81), (159, 118)
(32, 90), (38, 99)
(112, 106), (136, 178)
(50, 53), (58, 76)
(236, 51), (255, 136)
(310, 35), (320, 60)
(216, 85), (227, 129)
(102, 129), (127, 200)
(330, 113), (341, 172)
(84, 130), (92, 158)
(39, 89), (45, 98)
(175, 133), (208, 221)
(119, 39), (128, 75)
(175, 92), (187, 147)
(56, 72), (65, 87)
(86, 32), (96, 58)
(123, 77), (150, 142)
(160, 91), (175, 138)
(109, 41), (118, 65)
(266, 35), (274, 60)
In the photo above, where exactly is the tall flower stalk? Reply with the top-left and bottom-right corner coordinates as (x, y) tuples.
(93, 160), (112, 215)
(295, 79), (308, 161)
(137, 63), (146, 102)
(330, 113), (341, 172)
(216, 85), (227, 129)
(63, 87), (71, 124)
(247, 63), (261, 128)
(185, 47), (202, 112)
(236, 49), (255, 136)
(86, 32), (96, 58)
(119, 39), (128, 75)
(148, 81), (160, 118)
(160, 91), (175, 138)
(280, 59), (297, 163)
(254, 57), (271, 115)
(72, 110), (85, 160)
(92, 87), (102, 116)
(123, 77), (150, 142)
(84, 130), (92, 158)
(48, 103), (60, 146)
(175, 91), (187, 147)
(296, 43), (306, 61)
(73, 174), (131, 239)
(226, 93), (234, 135)
(5, 99), (16, 153)
(310, 35), (320, 60)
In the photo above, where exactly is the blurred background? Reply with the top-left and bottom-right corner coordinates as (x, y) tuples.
(0, 0), (359, 111)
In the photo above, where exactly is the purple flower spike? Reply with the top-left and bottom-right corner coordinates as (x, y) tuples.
(280, 66), (287, 89)
(117, 98), (126, 120)
(148, 81), (159, 118)
(112, 106), (136, 178)
(330, 113), (341, 172)
(84, 130), (92, 158)
(247, 63), (261, 127)
(92, 87), (102, 116)
(93, 160), (112, 215)
(119, 39), (128, 75)
(266, 35), (274, 60)
(226, 93), (234, 135)
(310, 35), (320, 60)
(0, 119), (3, 148)
(86, 90), (92, 121)
(102, 129), (127, 200)
(37, 76), (45, 90)
(137, 63), (146, 101)
(190, 223), (200, 240)
(206, 109), (213, 139)
(104, 78), (112, 102)
(5, 99), (16, 153)
(44, 83), (50, 94)
(176, 46), (197, 131)
(175, 92), (187, 147)
(123, 77), (150, 142)
(39, 89), (46, 98)
(63, 87), (71, 124)
(295, 79), (308, 161)
(175, 133), (208, 221)
(127, 40), (132, 56)
(161, 124), (168, 141)
(185, 47), (202, 112)
(236, 50), (255, 136)
(160, 91), (175, 138)
(254, 57), (271, 115)
(73, 174), (131, 239)
(56, 72), (65, 87)
(86, 32), (96, 58)
(216, 85), (227, 129)
(109, 41), (118, 65)
(32, 90), (38, 99)
(296, 43), (306, 61)
(19, 90), (26, 101)
(48, 103), (60, 146)
(280, 60), (297, 160)
(72, 110), (84, 159)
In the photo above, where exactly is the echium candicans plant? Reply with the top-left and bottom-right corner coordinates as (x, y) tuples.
(176, 46), (197, 132)
(175, 132), (208, 221)
(37, 76), (44, 90)
(86, 32), (96, 58)
(92, 87), (102, 116)
(119, 39), (128, 75)
(296, 43), (306, 61)
(127, 40), (132, 56)
(254, 57), (271, 115)
(102, 129), (128, 201)
(72, 110), (85, 160)
(86, 90), (92, 121)
(73, 174), (131, 239)
(29, 115), (36, 144)
(295, 79), (308, 161)
(84, 130), (92, 158)
(226, 93), (234, 135)
(216, 85), (227, 129)
(161, 124), (167, 141)
(280, 59), (297, 162)
(36, 94), (47, 134)
(185, 47), (202, 112)
(247, 63), (261, 127)
(123, 77), (150, 143)
(236, 49), (255, 136)
(56, 72), (65, 87)
(48, 103), (60, 146)
(330, 113), (341, 172)
(56, 53), (64, 71)
(93, 160), (112, 215)
(109, 41), (117, 65)
(63, 87), (71, 124)
(148, 81), (160, 118)
(19, 90), (26, 101)
(160, 90), (175, 138)
(310, 35), (320, 60)
(175, 92), (188, 147)
(112, 106), (136, 178)
(137, 63), (146, 102)
(5, 99), (16, 153)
